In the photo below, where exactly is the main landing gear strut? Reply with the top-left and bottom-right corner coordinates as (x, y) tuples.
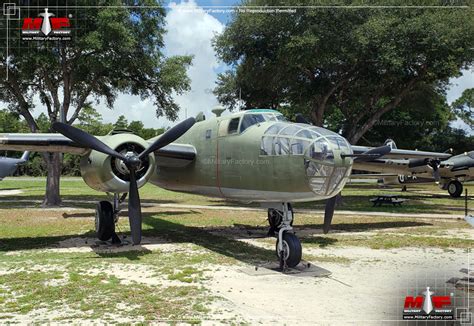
(95, 193), (127, 244)
(267, 203), (302, 270)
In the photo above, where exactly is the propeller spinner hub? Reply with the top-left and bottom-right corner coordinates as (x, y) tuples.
(111, 143), (149, 182)
(126, 155), (141, 169)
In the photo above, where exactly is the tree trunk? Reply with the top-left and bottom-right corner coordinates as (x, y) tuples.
(310, 102), (325, 126)
(42, 153), (62, 207)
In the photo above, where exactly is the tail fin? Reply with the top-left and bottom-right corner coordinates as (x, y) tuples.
(19, 151), (30, 163)
(383, 139), (397, 150)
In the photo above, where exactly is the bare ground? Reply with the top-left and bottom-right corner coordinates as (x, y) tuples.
(2, 234), (472, 324)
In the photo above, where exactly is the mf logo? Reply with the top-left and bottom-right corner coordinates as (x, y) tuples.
(21, 8), (71, 41)
(403, 287), (453, 320)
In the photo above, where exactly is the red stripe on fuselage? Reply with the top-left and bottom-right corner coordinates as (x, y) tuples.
(216, 136), (226, 198)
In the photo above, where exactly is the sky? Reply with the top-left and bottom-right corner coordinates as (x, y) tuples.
(96, 0), (227, 128)
(19, 0), (474, 133)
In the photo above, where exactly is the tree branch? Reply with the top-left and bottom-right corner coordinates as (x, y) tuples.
(66, 79), (97, 124)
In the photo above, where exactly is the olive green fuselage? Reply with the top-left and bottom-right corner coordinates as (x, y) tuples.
(149, 114), (353, 203)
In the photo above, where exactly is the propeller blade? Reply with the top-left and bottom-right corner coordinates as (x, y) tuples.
(433, 169), (441, 182)
(139, 117), (196, 160)
(429, 160), (441, 182)
(323, 195), (338, 234)
(128, 168), (142, 245)
(52, 122), (126, 161)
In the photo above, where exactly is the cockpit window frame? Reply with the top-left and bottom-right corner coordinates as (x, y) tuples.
(260, 122), (352, 160)
(239, 112), (288, 134)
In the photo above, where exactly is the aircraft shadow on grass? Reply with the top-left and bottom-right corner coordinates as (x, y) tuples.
(0, 210), (432, 268)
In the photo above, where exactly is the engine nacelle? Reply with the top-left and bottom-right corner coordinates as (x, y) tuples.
(80, 133), (156, 193)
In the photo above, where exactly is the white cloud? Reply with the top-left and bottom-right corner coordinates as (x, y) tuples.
(81, 0), (225, 128)
(164, 0), (225, 121)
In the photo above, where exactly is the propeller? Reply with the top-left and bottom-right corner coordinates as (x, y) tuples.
(52, 117), (196, 245)
(408, 158), (441, 182)
(323, 194), (338, 234)
(428, 159), (441, 182)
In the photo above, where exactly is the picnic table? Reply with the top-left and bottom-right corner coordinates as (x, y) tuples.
(370, 194), (407, 207)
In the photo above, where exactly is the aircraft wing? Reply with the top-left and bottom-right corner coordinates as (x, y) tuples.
(351, 145), (451, 160)
(0, 133), (197, 167)
(0, 133), (88, 154)
(350, 146), (451, 176)
(350, 173), (398, 179)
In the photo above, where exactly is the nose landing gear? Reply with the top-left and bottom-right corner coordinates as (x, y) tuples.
(267, 203), (293, 236)
(268, 202), (302, 270)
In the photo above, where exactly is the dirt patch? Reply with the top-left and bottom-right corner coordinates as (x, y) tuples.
(0, 190), (23, 196)
(204, 246), (473, 324)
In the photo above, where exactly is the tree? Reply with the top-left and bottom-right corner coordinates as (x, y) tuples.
(114, 115), (129, 130)
(0, 109), (22, 135)
(214, 0), (474, 143)
(0, 1), (192, 206)
(452, 88), (474, 129)
(348, 85), (454, 149)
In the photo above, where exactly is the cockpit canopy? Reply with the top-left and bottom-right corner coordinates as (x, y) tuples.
(260, 123), (351, 157)
(219, 110), (287, 137)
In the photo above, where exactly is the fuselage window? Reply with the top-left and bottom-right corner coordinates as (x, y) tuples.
(205, 129), (212, 139)
(261, 136), (274, 155)
(228, 118), (240, 134)
(275, 137), (290, 155)
(290, 139), (310, 155)
(240, 114), (266, 133)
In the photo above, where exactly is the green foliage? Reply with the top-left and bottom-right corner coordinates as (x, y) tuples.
(0, 0), (192, 203)
(0, 0), (192, 124)
(0, 110), (22, 133)
(452, 88), (474, 129)
(418, 126), (474, 155)
(214, 0), (474, 143)
(113, 115), (129, 130)
(0, 107), (165, 177)
(36, 113), (50, 133)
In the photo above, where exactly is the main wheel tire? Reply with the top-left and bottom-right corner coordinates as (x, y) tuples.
(275, 232), (302, 268)
(447, 180), (463, 198)
(95, 201), (115, 241)
(268, 204), (294, 230)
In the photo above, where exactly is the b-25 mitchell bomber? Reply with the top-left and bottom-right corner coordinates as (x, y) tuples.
(0, 109), (451, 268)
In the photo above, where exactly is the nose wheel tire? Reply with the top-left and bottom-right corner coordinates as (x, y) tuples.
(276, 232), (302, 268)
(95, 201), (115, 241)
(447, 180), (463, 198)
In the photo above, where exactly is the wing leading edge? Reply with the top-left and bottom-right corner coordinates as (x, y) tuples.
(0, 133), (196, 167)
(351, 145), (451, 160)
(0, 133), (88, 154)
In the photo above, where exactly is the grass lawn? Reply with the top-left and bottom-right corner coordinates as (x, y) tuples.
(0, 178), (472, 322)
(1, 177), (473, 215)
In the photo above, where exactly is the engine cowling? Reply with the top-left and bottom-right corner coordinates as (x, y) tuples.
(80, 133), (156, 193)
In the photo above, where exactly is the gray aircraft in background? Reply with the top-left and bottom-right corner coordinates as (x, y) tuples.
(352, 140), (473, 197)
(0, 152), (30, 180)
